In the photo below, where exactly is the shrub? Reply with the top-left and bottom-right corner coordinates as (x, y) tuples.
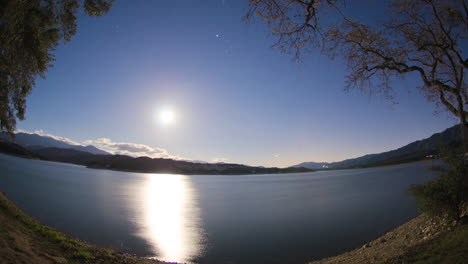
(409, 147), (468, 221)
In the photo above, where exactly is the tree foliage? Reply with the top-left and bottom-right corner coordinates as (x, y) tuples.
(247, 0), (468, 134)
(409, 147), (468, 221)
(0, 0), (114, 134)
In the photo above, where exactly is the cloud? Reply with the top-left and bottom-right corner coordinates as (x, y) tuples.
(211, 157), (229, 163)
(16, 129), (82, 146)
(16, 129), (188, 161)
(273, 153), (280, 158)
(83, 138), (187, 160)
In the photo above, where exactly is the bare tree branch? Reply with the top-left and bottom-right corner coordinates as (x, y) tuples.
(248, 0), (468, 128)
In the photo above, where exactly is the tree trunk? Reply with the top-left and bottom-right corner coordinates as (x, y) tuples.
(462, 118), (468, 159)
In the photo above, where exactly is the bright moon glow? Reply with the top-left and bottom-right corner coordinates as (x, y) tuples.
(158, 108), (176, 126)
(138, 174), (204, 263)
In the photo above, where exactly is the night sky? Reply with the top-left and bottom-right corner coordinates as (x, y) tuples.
(17, 0), (457, 167)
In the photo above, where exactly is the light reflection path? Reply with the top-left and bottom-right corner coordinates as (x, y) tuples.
(137, 174), (204, 263)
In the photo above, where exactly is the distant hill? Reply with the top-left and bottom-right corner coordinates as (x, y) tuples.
(84, 155), (313, 175)
(6, 124), (460, 174)
(0, 140), (39, 159)
(293, 161), (331, 170)
(34, 148), (312, 175)
(32, 147), (108, 165)
(0, 132), (110, 155)
(0, 139), (313, 175)
(293, 124), (463, 169)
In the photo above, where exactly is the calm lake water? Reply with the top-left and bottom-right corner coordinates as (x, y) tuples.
(0, 153), (439, 264)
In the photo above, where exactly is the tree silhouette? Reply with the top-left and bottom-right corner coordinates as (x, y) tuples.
(0, 0), (114, 134)
(247, 0), (468, 144)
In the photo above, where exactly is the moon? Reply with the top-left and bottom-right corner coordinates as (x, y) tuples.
(158, 108), (176, 126)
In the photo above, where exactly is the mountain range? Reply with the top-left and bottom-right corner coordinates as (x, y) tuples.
(0, 132), (109, 155)
(293, 124), (462, 169)
(0, 124), (463, 174)
(0, 133), (312, 175)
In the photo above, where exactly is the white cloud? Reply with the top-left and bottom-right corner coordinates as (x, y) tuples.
(16, 129), (188, 161)
(83, 138), (188, 160)
(273, 153), (280, 158)
(16, 129), (82, 146)
(211, 157), (229, 163)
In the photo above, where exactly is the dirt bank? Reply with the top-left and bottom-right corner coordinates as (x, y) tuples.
(309, 213), (466, 264)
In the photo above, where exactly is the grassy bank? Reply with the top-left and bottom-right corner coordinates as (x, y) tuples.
(0, 192), (167, 264)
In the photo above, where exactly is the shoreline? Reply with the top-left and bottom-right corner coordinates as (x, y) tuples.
(309, 214), (459, 264)
(0, 191), (171, 264)
(0, 150), (433, 176)
(0, 150), (313, 176)
(1, 188), (465, 264)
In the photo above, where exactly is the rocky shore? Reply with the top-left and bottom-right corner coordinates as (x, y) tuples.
(309, 214), (460, 264)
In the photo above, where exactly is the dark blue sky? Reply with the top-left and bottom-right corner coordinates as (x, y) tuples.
(18, 0), (457, 167)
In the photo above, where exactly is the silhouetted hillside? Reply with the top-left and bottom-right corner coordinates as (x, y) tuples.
(0, 132), (109, 155)
(7, 124), (461, 174)
(85, 155), (313, 175)
(33, 147), (109, 165)
(0, 145), (312, 175)
(0, 140), (39, 159)
(294, 124), (462, 169)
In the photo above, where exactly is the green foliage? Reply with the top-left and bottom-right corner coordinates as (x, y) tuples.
(0, 0), (114, 134)
(72, 249), (93, 260)
(409, 147), (468, 221)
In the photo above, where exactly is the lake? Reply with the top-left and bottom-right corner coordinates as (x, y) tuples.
(0, 153), (438, 264)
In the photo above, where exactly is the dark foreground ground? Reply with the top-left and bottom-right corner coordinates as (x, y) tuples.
(309, 213), (468, 264)
(0, 191), (467, 264)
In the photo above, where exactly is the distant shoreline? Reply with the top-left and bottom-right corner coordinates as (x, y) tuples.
(1, 124), (462, 175)
(0, 144), (437, 176)
(0, 141), (313, 175)
(0, 147), (435, 176)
